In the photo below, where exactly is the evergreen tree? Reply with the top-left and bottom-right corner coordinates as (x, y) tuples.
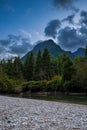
(24, 52), (34, 81)
(62, 55), (75, 82)
(54, 54), (63, 75)
(13, 57), (23, 79)
(4, 58), (14, 77)
(42, 48), (51, 80)
(34, 50), (42, 80)
(85, 46), (87, 57)
(54, 53), (70, 76)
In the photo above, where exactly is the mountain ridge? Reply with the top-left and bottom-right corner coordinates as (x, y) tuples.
(22, 39), (85, 61)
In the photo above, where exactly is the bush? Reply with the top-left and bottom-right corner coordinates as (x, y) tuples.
(63, 78), (87, 93)
(22, 80), (47, 93)
(46, 76), (63, 92)
(0, 76), (17, 93)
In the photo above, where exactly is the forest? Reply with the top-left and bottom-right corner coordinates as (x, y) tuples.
(0, 47), (87, 96)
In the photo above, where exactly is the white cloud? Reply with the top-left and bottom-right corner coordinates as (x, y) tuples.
(19, 29), (32, 39)
(36, 31), (46, 41)
(36, 31), (57, 43)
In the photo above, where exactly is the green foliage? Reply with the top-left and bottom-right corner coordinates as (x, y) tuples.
(0, 76), (17, 93)
(34, 50), (43, 80)
(22, 80), (46, 93)
(54, 53), (69, 76)
(0, 46), (87, 95)
(2, 57), (23, 79)
(62, 55), (75, 82)
(73, 57), (87, 93)
(42, 48), (52, 79)
(46, 76), (63, 92)
(0, 59), (23, 94)
(24, 52), (34, 81)
(4, 58), (15, 77)
(85, 46), (87, 57)
(13, 57), (23, 79)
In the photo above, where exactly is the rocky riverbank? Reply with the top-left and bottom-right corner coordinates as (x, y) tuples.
(0, 96), (87, 130)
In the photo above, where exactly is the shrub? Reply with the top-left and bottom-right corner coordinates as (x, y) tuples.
(46, 76), (63, 92)
(0, 76), (16, 93)
(22, 80), (47, 93)
(63, 78), (87, 93)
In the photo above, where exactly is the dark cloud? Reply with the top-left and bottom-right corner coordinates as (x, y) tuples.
(8, 35), (21, 41)
(44, 19), (61, 38)
(0, 39), (10, 46)
(71, 6), (79, 12)
(0, 47), (5, 54)
(0, 35), (33, 58)
(0, 35), (22, 47)
(62, 14), (75, 24)
(58, 26), (87, 51)
(9, 45), (29, 55)
(52, 0), (78, 12)
(79, 26), (87, 36)
(53, 0), (74, 8)
(80, 10), (87, 26)
(9, 38), (32, 55)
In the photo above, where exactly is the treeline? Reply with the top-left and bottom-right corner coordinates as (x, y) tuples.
(0, 48), (87, 95)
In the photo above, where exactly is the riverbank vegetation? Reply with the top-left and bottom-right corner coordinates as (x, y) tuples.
(0, 48), (87, 100)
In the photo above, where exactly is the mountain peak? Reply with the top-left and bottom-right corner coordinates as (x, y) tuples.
(45, 39), (55, 43)
(22, 39), (64, 61)
(22, 39), (85, 61)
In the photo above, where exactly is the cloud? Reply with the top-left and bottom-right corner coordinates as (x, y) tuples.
(62, 14), (75, 24)
(0, 47), (5, 54)
(0, 35), (33, 59)
(44, 9), (87, 51)
(58, 26), (87, 51)
(7, 35), (22, 45)
(9, 38), (32, 55)
(80, 10), (87, 26)
(0, 39), (10, 46)
(19, 29), (32, 39)
(79, 25), (87, 34)
(52, 0), (78, 12)
(36, 32), (46, 41)
(9, 44), (29, 55)
(44, 19), (61, 38)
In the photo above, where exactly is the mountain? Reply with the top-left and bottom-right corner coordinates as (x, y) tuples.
(73, 48), (85, 57)
(22, 39), (85, 61)
(22, 39), (65, 61)
(30, 39), (65, 56)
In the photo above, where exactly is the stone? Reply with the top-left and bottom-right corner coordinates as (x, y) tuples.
(0, 96), (87, 130)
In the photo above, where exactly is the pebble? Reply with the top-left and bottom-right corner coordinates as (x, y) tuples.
(0, 96), (87, 130)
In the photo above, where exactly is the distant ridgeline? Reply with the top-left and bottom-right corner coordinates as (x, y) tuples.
(0, 39), (87, 95)
(22, 39), (85, 61)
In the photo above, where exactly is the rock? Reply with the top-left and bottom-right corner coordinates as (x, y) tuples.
(0, 96), (87, 130)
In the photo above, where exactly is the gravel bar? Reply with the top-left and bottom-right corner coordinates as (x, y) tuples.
(0, 96), (87, 130)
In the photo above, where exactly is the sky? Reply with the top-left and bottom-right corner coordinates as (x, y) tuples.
(0, 0), (87, 59)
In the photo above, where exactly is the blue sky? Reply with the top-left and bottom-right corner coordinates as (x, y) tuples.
(0, 0), (54, 40)
(0, 0), (87, 58)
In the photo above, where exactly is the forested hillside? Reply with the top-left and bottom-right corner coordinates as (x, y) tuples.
(0, 47), (87, 95)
